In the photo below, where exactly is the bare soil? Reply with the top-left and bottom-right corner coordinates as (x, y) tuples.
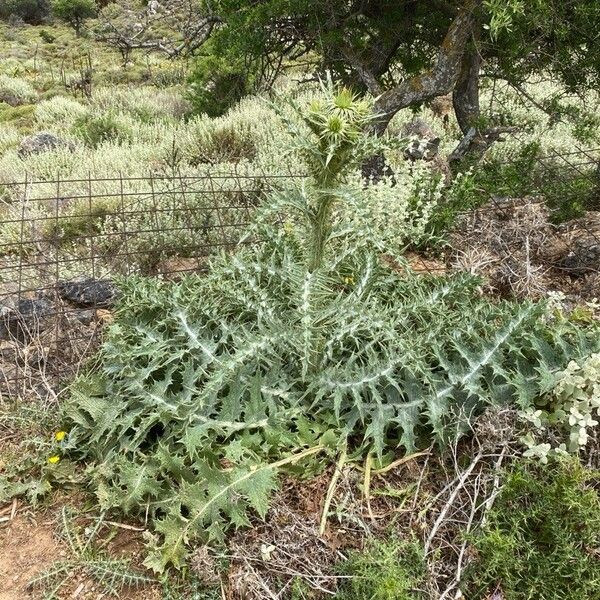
(0, 510), (60, 600)
(0, 503), (160, 600)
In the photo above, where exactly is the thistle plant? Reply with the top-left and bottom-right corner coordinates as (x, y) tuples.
(265, 79), (381, 271)
(59, 85), (600, 572)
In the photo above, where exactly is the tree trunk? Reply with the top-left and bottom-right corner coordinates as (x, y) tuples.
(448, 37), (487, 170)
(449, 31), (517, 171)
(361, 0), (478, 181)
(452, 36), (480, 134)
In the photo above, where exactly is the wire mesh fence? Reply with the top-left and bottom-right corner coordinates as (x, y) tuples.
(0, 172), (301, 402)
(1, 150), (599, 402)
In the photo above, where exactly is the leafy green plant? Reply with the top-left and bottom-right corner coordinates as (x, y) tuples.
(335, 539), (425, 600)
(72, 111), (131, 147)
(61, 84), (599, 573)
(463, 459), (600, 600)
(39, 28), (56, 43)
(188, 43), (257, 117)
(30, 507), (154, 599)
(0, 405), (72, 505)
(520, 353), (600, 462)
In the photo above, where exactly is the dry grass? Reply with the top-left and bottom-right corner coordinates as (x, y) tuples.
(450, 197), (600, 302)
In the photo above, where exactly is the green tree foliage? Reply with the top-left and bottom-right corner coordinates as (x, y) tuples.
(51, 0), (96, 35)
(0, 0), (49, 23)
(188, 40), (256, 117)
(61, 86), (599, 572)
(191, 0), (600, 153)
(464, 460), (600, 599)
(484, 0), (600, 93)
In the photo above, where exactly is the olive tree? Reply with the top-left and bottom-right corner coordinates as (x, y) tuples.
(191, 0), (600, 175)
(51, 0), (97, 36)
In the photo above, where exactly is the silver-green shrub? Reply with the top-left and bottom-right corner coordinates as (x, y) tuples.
(521, 352), (600, 461)
(35, 96), (88, 128)
(0, 74), (36, 106)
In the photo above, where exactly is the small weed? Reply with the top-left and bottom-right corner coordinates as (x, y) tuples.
(335, 539), (426, 600)
(29, 507), (155, 599)
(160, 575), (222, 600)
(463, 459), (600, 600)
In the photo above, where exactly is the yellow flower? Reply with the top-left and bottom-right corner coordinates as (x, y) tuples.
(283, 221), (294, 234)
(55, 431), (66, 442)
(344, 276), (355, 285)
(48, 455), (61, 464)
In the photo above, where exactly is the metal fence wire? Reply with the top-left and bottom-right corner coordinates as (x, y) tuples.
(0, 172), (299, 402)
(0, 153), (599, 402)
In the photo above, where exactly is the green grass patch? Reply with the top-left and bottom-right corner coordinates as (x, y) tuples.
(335, 539), (426, 600)
(464, 459), (600, 600)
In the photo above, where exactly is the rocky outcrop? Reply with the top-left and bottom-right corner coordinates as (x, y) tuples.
(18, 132), (75, 158)
(1, 278), (117, 342)
(57, 278), (116, 308)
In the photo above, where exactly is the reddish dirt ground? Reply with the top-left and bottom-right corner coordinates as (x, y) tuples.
(0, 511), (60, 600)
(0, 503), (161, 600)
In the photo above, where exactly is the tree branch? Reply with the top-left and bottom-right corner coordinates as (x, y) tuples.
(341, 47), (384, 95)
(453, 32), (481, 134)
(370, 0), (479, 135)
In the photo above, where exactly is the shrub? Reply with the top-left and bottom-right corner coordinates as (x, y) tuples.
(188, 46), (256, 117)
(0, 75), (37, 107)
(72, 111), (131, 147)
(60, 85), (599, 573)
(0, 103), (36, 128)
(41, 199), (117, 245)
(91, 87), (190, 123)
(0, 0), (49, 24)
(38, 28), (55, 43)
(190, 121), (257, 165)
(97, 185), (248, 272)
(336, 539), (426, 600)
(464, 460), (600, 600)
(35, 96), (88, 128)
(520, 353), (600, 462)
(346, 165), (443, 252)
(51, 0), (96, 36)
(0, 125), (21, 153)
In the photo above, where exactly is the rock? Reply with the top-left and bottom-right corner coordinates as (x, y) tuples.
(400, 118), (451, 185)
(73, 310), (96, 326)
(557, 245), (600, 275)
(18, 132), (74, 158)
(0, 297), (54, 341)
(0, 91), (22, 107)
(17, 297), (54, 318)
(57, 278), (116, 308)
(401, 118), (441, 161)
